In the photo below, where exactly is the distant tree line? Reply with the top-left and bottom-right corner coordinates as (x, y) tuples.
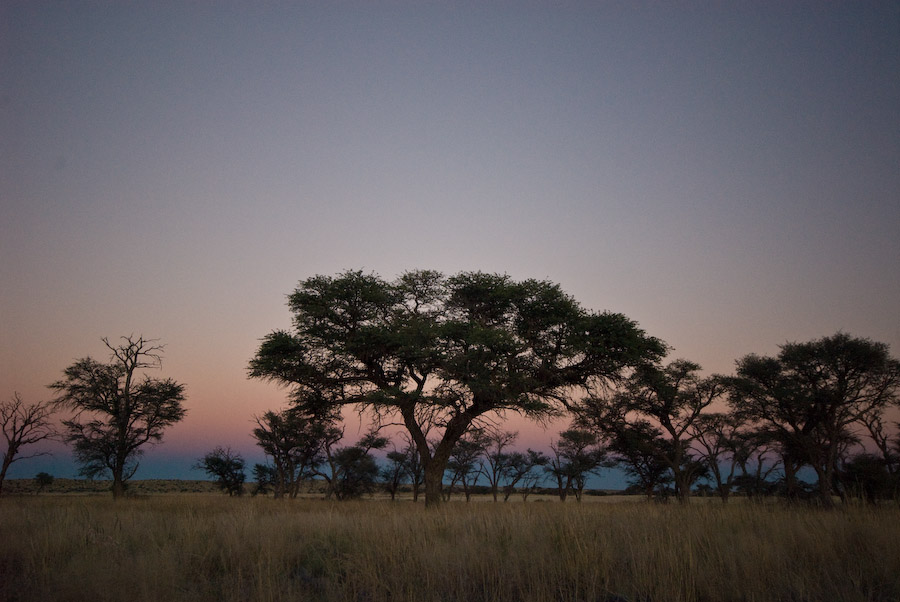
(4, 271), (899, 507)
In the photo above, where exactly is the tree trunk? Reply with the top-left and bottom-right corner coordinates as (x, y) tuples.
(424, 461), (444, 507)
(673, 471), (691, 503)
(671, 441), (691, 503)
(718, 485), (730, 503)
(813, 464), (835, 508)
(783, 457), (799, 500)
(112, 473), (126, 499)
(417, 409), (474, 508)
(0, 457), (10, 496)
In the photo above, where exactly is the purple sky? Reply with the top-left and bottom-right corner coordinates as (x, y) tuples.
(2, 2), (898, 482)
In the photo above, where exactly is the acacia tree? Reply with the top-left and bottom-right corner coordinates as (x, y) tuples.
(318, 430), (388, 500)
(381, 432), (426, 501)
(579, 360), (722, 502)
(729, 333), (900, 506)
(252, 464), (276, 496)
(382, 447), (410, 500)
(197, 447), (246, 496)
(50, 336), (186, 498)
(249, 270), (664, 507)
(545, 428), (606, 501)
(482, 430), (517, 502)
(444, 429), (487, 501)
(252, 408), (334, 498)
(1, 393), (56, 496)
(605, 420), (674, 500)
(33, 472), (54, 493)
(691, 412), (746, 502)
(729, 429), (781, 498)
(398, 433), (425, 501)
(502, 449), (548, 501)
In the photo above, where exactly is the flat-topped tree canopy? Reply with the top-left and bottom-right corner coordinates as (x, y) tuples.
(249, 269), (665, 506)
(729, 332), (900, 506)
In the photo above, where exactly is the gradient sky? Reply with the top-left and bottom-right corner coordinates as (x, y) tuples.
(2, 2), (899, 482)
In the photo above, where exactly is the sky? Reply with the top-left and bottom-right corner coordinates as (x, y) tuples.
(2, 2), (899, 484)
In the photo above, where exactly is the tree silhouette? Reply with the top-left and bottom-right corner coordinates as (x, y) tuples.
(318, 430), (387, 500)
(33, 472), (54, 494)
(249, 270), (664, 506)
(1, 393), (56, 496)
(252, 407), (334, 498)
(579, 360), (722, 502)
(197, 447), (246, 496)
(545, 428), (605, 501)
(730, 333), (900, 506)
(50, 336), (186, 498)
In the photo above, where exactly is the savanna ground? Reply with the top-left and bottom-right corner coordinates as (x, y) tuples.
(2, 483), (898, 602)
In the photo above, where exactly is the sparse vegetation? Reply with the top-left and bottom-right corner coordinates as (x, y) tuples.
(1, 493), (898, 602)
(4, 288), (898, 601)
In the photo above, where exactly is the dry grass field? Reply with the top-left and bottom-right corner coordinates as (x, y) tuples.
(1, 488), (898, 602)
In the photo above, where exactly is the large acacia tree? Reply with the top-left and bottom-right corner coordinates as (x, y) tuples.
(50, 336), (187, 498)
(729, 333), (900, 506)
(249, 270), (664, 506)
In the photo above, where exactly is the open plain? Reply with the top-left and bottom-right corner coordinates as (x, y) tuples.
(2, 485), (898, 602)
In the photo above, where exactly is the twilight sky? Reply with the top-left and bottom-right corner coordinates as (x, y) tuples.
(2, 2), (899, 481)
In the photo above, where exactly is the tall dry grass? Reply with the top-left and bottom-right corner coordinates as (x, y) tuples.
(2, 495), (898, 602)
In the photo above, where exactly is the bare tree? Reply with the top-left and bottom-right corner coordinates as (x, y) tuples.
(858, 407), (899, 476)
(482, 430), (517, 502)
(519, 451), (549, 501)
(444, 429), (487, 501)
(502, 449), (548, 501)
(49, 336), (186, 498)
(1, 393), (56, 496)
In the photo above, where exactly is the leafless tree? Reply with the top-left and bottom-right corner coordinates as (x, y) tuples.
(1, 393), (56, 496)
(502, 449), (548, 501)
(482, 430), (517, 502)
(444, 428), (487, 501)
